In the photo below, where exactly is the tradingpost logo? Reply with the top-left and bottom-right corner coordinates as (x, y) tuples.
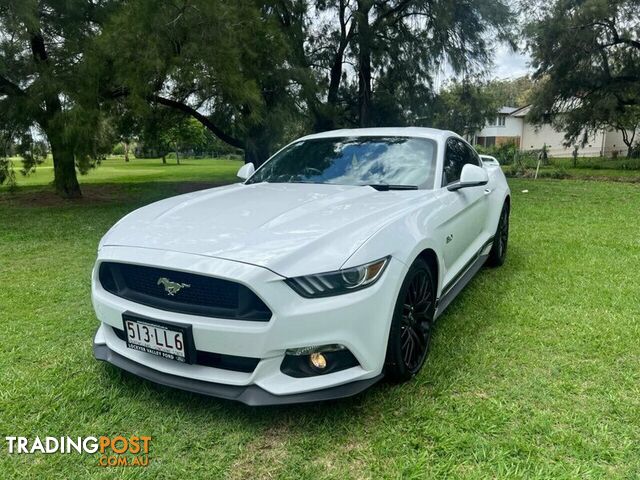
(3, 435), (151, 467)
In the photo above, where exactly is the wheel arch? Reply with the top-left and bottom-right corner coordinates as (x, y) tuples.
(415, 248), (439, 296)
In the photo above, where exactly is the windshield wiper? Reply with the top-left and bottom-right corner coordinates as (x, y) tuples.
(365, 184), (418, 191)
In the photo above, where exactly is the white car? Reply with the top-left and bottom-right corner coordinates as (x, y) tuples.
(479, 154), (500, 166)
(92, 127), (510, 405)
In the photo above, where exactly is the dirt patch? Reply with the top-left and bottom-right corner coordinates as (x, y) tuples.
(172, 181), (229, 194)
(0, 184), (131, 208)
(228, 423), (291, 480)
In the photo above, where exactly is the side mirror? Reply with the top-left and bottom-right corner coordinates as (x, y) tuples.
(447, 164), (489, 191)
(237, 162), (255, 181)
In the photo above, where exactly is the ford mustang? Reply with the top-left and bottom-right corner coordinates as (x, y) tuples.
(92, 127), (510, 405)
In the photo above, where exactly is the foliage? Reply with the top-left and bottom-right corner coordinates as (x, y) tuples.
(0, 0), (123, 197)
(429, 79), (500, 137)
(483, 76), (535, 107)
(276, 0), (514, 131)
(111, 143), (126, 156)
(525, 0), (640, 156)
(0, 0), (516, 196)
(99, 0), (297, 166)
(476, 142), (520, 165)
(0, 157), (16, 189)
(160, 118), (208, 164)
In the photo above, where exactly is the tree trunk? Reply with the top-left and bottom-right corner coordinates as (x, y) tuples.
(175, 143), (180, 165)
(162, 153), (167, 164)
(356, 0), (373, 128)
(311, 42), (349, 132)
(48, 133), (81, 199)
(620, 128), (635, 158)
(124, 141), (130, 162)
(244, 133), (271, 167)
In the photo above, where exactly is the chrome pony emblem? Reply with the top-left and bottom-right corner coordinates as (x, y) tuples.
(157, 277), (191, 296)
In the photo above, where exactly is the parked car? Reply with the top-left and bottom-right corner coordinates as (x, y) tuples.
(92, 127), (511, 405)
(479, 154), (500, 166)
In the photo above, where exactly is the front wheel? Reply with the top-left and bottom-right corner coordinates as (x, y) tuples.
(384, 258), (436, 383)
(487, 201), (510, 267)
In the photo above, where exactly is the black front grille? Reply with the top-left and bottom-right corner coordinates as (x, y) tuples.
(99, 262), (271, 321)
(111, 327), (259, 373)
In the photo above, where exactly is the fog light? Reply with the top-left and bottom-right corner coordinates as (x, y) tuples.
(281, 345), (359, 378)
(310, 352), (327, 370)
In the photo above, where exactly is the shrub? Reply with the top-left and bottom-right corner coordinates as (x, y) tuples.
(540, 167), (570, 179)
(112, 143), (125, 155)
(477, 142), (520, 165)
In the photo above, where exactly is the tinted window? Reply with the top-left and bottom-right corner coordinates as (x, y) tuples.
(464, 143), (482, 167)
(247, 136), (438, 188)
(442, 138), (480, 186)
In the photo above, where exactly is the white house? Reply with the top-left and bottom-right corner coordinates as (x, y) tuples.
(473, 105), (630, 157)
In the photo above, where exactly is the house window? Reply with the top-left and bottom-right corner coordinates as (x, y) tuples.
(497, 115), (506, 126)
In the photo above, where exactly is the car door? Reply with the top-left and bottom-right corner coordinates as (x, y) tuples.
(438, 137), (490, 285)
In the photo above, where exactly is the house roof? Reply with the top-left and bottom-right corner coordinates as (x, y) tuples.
(510, 105), (531, 117)
(498, 106), (519, 114)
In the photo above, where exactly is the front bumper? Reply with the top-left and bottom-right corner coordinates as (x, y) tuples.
(92, 246), (405, 404)
(94, 341), (383, 406)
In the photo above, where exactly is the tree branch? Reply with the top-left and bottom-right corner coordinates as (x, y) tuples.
(150, 94), (244, 149)
(0, 75), (25, 97)
(372, 0), (413, 29)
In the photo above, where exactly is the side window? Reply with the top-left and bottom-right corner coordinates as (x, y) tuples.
(464, 143), (482, 167)
(442, 138), (466, 186)
(443, 138), (481, 186)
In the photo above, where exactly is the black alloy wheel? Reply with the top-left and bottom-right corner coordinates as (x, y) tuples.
(384, 258), (435, 382)
(487, 202), (510, 267)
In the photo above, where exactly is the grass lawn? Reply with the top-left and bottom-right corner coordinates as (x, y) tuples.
(504, 156), (640, 182)
(1, 160), (640, 478)
(0, 156), (243, 190)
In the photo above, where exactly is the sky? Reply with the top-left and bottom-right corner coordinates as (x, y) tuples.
(434, 43), (533, 91)
(492, 44), (532, 79)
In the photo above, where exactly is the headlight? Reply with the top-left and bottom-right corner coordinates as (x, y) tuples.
(285, 256), (390, 298)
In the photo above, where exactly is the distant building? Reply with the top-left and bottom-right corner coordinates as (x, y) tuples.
(473, 105), (630, 157)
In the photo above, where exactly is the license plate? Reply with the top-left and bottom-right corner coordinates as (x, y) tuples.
(122, 313), (195, 364)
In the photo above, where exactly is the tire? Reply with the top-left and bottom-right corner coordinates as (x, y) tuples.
(384, 257), (436, 383)
(487, 201), (510, 267)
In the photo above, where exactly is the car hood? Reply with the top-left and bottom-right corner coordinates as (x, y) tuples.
(101, 182), (432, 277)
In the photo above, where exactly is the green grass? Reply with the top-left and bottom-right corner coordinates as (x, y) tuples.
(551, 156), (640, 171)
(1, 161), (640, 478)
(502, 156), (640, 182)
(0, 156), (243, 190)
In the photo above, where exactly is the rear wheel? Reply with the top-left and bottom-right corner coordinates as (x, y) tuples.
(487, 201), (509, 267)
(384, 258), (436, 382)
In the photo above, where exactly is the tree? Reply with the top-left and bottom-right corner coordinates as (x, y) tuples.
(161, 118), (208, 165)
(0, 0), (118, 198)
(525, 0), (640, 155)
(100, 0), (300, 167)
(613, 108), (640, 156)
(427, 79), (499, 138)
(484, 76), (535, 107)
(273, 0), (514, 131)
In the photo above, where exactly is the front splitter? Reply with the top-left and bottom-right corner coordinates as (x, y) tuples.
(94, 341), (383, 406)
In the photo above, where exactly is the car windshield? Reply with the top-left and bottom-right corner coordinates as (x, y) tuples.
(246, 136), (437, 188)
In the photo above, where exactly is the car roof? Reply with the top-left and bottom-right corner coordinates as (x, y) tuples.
(297, 127), (460, 142)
